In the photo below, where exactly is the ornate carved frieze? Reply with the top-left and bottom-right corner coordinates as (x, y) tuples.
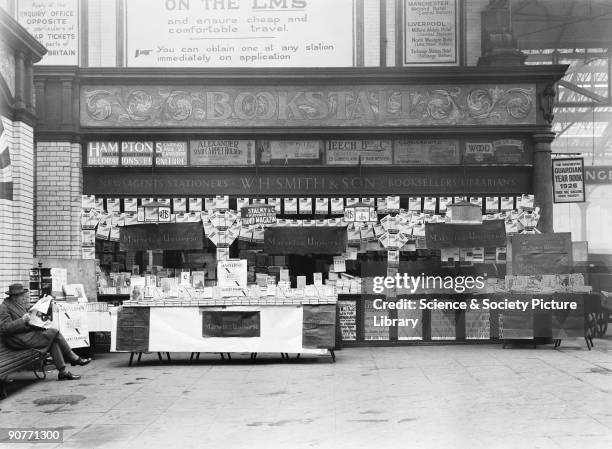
(81, 84), (537, 128)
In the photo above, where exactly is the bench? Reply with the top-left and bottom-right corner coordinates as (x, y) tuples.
(0, 338), (46, 398)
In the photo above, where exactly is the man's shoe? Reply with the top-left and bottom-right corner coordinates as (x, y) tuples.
(70, 357), (91, 366)
(58, 371), (81, 381)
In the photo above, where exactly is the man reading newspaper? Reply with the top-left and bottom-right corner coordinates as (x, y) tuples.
(0, 284), (91, 380)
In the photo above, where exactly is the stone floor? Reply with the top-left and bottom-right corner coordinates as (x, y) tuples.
(1, 335), (611, 449)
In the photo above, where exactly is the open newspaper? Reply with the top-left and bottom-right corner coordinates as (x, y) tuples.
(28, 295), (53, 329)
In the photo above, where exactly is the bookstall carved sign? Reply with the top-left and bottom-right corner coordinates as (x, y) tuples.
(81, 84), (536, 127)
(119, 223), (204, 251)
(84, 168), (532, 195)
(265, 227), (347, 255)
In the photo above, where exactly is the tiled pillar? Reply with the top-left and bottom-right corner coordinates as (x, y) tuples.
(35, 141), (82, 258)
(0, 118), (35, 293)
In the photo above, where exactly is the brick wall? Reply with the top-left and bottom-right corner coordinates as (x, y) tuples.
(0, 117), (34, 294)
(35, 141), (82, 259)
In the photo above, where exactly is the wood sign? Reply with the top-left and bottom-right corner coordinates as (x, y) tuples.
(264, 227), (347, 255)
(425, 220), (506, 249)
(119, 223), (204, 251)
(202, 311), (260, 338)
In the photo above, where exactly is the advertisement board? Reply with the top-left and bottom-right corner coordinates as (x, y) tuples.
(87, 142), (119, 166)
(394, 139), (460, 164)
(404, 0), (458, 65)
(155, 142), (188, 166)
(126, 0), (354, 68)
(552, 158), (585, 203)
(17, 0), (79, 65)
(326, 140), (393, 165)
(190, 140), (255, 166)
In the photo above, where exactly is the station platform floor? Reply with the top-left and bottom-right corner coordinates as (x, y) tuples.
(1, 334), (611, 449)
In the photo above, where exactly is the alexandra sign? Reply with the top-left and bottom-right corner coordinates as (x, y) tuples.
(81, 84), (536, 127)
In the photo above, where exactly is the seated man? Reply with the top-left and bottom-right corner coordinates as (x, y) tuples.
(0, 283), (91, 381)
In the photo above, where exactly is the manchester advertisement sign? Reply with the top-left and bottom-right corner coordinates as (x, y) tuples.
(404, 0), (458, 65)
(81, 84), (537, 127)
(126, 0), (354, 68)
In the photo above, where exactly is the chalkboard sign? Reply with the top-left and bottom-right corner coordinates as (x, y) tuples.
(116, 307), (150, 351)
(510, 233), (572, 275)
(302, 305), (336, 349)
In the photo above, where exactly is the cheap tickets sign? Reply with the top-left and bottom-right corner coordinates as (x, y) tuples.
(552, 158), (585, 203)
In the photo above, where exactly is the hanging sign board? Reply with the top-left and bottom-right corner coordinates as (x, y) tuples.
(425, 220), (506, 249)
(119, 223), (204, 251)
(265, 227), (347, 255)
(190, 140), (255, 166)
(552, 158), (585, 203)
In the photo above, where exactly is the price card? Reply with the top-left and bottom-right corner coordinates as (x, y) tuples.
(284, 198), (298, 214)
(268, 197), (281, 213)
(485, 197), (499, 213)
(500, 196), (514, 211)
(173, 198), (187, 213)
(408, 197), (422, 212)
(331, 198), (344, 214)
(299, 197), (313, 214)
(189, 198), (203, 212)
(333, 256), (346, 273)
(386, 196), (400, 212)
(236, 197), (250, 210)
(315, 198), (329, 214)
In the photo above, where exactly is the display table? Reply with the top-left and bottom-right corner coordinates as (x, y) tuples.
(110, 302), (337, 363)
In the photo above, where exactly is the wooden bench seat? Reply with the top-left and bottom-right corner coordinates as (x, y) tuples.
(0, 338), (46, 398)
